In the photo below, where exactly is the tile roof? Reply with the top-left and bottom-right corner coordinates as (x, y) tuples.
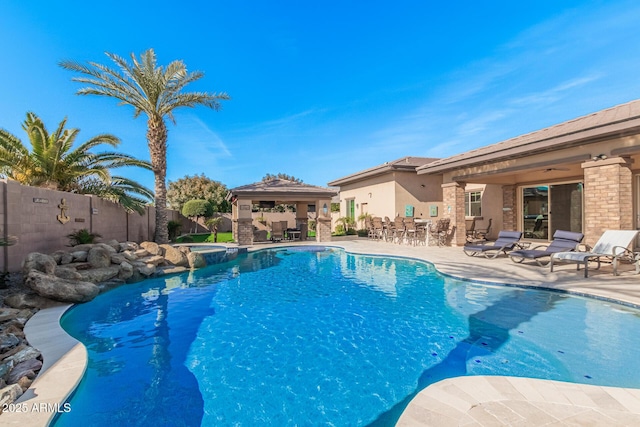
(327, 156), (439, 186)
(229, 179), (337, 199)
(417, 99), (640, 174)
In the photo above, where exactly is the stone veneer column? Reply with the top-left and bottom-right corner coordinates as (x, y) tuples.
(234, 198), (254, 245)
(442, 182), (466, 246)
(315, 199), (332, 243)
(295, 202), (308, 241)
(582, 157), (633, 247)
(502, 185), (517, 231)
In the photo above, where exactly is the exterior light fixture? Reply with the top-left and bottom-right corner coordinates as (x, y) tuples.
(322, 203), (328, 215)
(592, 154), (608, 161)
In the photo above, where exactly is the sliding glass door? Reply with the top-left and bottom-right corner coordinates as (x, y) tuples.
(521, 182), (582, 239)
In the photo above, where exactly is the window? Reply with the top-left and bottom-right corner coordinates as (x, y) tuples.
(465, 191), (482, 217)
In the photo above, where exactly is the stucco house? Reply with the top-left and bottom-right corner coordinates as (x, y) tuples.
(327, 157), (444, 228)
(417, 99), (640, 247)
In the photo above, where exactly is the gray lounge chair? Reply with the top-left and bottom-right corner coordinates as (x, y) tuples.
(508, 230), (584, 267)
(463, 230), (523, 259)
(550, 230), (639, 277)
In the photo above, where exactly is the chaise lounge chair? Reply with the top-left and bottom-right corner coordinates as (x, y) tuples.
(508, 230), (584, 267)
(463, 230), (523, 259)
(550, 230), (639, 277)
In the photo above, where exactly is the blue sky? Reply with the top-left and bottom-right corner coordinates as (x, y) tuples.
(2, 1), (640, 191)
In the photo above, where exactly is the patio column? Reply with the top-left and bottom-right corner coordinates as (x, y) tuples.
(234, 198), (254, 245)
(295, 202), (308, 241)
(502, 185), (517, 231)
(582, 156), (633, 247)
(316, 199), (332, 242)
(442, 182), (466, 246)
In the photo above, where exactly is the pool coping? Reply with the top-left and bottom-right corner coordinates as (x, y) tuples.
(7, 240), (640, 426)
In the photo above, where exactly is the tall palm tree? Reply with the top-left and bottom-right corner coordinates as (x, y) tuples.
(0, 111), (153, 213)
(60, 48), (230, 243)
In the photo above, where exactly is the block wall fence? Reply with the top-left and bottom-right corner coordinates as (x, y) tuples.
(0, 179), (197, 272)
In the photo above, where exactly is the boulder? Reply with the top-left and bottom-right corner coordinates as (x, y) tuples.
(110, 253), (127, 265)
(96, 243), (117, 254)
(4, 345), (41, 365)
(122, 250), (139, 262)
(0, 384), (23, 408)
(187, 252), (206, 269)
(98, 279), (125, 293)
(3, 293), (54, 310)
(71, 251), (88, 262)
(7, 359), (41, 384)
(55, 267), (82, 281)
(71, 244), (95, 253)
(134, 249), (151, 258)
(118, 261), (133, 281)
(87, 247), (112, 268)
(26, 270), (99, 303)
(104, 239), (121, 252)
(22, 253), (56, 276)
(50, 250), (73, 265)
(128, 262), (157, 283)
(119, 241), (139, 252)
(0, 361), (13, 381)
(0, 334), (20, 353)
(179, 246), (191, 254)
(77, 266), (120, 283)
(0, 324), (25, 339)
(138, 255), (165, 267)
(17, 376), (32, 391)
(0, 308), (21, 323)
(140, 241), (162, 256)
(160, 245), (188, 267)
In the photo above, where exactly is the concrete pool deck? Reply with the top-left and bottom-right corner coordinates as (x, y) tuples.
(5, 238), (640, 426)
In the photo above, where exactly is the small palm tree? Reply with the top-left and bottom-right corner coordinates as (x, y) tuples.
(0, 112), (153, 212)
(205, 216), (224, 242)
(60, 48), (230, 243)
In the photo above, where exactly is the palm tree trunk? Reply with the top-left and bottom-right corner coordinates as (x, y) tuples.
(148, 116), (169, 244)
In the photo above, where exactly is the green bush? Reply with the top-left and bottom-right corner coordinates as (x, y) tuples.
(67, 229), (102, 246)
(334, 224), (345, 235)
(356, 229), (368, 237)
(168, 220), (182, 242)
(346, 228), (357, 235)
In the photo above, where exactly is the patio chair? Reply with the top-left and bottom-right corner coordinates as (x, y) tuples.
(508, 230), (584, 267)
(383, 216), (395, 242)
(393, 216), (405, 243)
(428, 218), (450, 247)
(470, 218), (492, 241)
(549, 230), (640, 277)
(372, 217), (384, 240)
(463, 230), (523, 258)
(465, 218), (476, 242)
(270, 221), (284, 242)
(403, 217), (417, 245)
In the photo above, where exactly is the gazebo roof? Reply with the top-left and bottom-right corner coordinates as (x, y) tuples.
(229, 179), (337, 202)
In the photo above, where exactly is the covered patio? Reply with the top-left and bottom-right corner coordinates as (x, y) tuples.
(227, 179), (337, 245)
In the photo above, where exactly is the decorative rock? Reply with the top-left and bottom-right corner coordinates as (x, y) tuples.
(7, 359), (42, 384)
(0, 361), (14, 381)
(118, 261), (133, 281)
(187, 252), (206, 269)
(105, 239), (121, 251)
(22, 253), (56, 276)
(4, 293), (54, 310)
(0, 334), (20, 353)
(134, 249), (151, 258)
(132, 262), (156, 277)
(77, 266), (120, 283)
(140, 241), (162, 256)
(0, 308), (21, 323)
(98, 279), (125, 293)
(50, 250), (74, 265)
(0, 384), (23, 408)
(0, 324), (25, 339)
(17, 376), (32, 391)
(71, 251), (88, 262)
(119, 241), (139, 252)
(96, 243), (117, 254)
(110, 253), (127, 265)
(55, 267), (82, 281)
(71, 244), (95, 253)
(158, 266), (188, 275)
(4, 346), (41, 365)
(26, 270), (99, 303)
(138, 255), (165, 267)
(122, 251), (139, 262)
(87, 247), (112, 268)
(179, 246), (191, 254)
(160, 245), (188, 267)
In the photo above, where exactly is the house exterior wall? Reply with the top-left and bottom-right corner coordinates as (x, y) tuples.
(394, 172), (443, 220)
(337, 175), (397, 223)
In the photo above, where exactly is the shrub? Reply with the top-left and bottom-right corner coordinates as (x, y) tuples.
(67, 229), (102, 246)
(334, 224), (345, 235)
(356, 229), (368, 237)
(168, 220), (182, 242)
(346, 228), (357, 235)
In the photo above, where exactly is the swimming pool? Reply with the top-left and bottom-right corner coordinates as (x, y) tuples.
(54, 247), (640, 426)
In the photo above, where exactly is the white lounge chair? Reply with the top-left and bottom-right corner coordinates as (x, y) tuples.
(549, 230), (639, 277)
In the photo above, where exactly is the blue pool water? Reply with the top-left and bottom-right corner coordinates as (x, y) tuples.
(55, 247), (640, 426)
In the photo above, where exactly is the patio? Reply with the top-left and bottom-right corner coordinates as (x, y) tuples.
(6, 239), (640, 426)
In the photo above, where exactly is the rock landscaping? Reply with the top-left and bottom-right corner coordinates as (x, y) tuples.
(0, 240), (208, 411)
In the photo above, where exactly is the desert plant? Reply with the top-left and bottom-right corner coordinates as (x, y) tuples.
(336, 216), (356, 234)
(205, 216), (224, 242)
(67, 228), (102, 246)
(167, 220), (182, 242)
